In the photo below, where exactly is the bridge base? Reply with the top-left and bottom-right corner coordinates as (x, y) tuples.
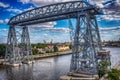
(60, 72), (98, 80)
(22, 60), (35, 64)
(3, 62), (22, 67)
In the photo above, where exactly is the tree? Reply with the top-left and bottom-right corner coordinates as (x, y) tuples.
(106, 69), (120, 80)
(53, 45), (58, 52)
(69, 44), (72, 49)
(36, 43), (47, 48)
(0, 44), (6, 57)
(32, 49), (39, 55)
(98, 60), (111, 77)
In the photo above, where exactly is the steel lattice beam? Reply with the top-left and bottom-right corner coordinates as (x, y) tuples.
(8, 1), (102, 26)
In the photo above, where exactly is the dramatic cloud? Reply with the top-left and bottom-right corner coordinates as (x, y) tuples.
(19, 0), (73, 6)
(18, 0), (30, 4)
(100, 26), (120, 41)
(98, 0), (120, 21)
(0, 2), (9, 8)
(6, 8), (22, 13)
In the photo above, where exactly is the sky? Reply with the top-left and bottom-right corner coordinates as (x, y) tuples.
(0, 0), (120, 43)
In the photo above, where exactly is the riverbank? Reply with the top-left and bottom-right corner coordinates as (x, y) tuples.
(0, 50), (72, 65)
(33, 50), (72, 59)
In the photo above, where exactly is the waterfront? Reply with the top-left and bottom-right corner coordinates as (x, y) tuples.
(0, 47), (120, 80)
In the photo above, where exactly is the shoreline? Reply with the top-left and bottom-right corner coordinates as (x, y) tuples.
(0, 50), (72, 65)
(33, 50), (72, 60)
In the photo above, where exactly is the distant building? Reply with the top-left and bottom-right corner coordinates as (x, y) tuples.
(56, 44), (70, 52)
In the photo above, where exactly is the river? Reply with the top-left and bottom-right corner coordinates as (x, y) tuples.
(0, 47), (120, 80)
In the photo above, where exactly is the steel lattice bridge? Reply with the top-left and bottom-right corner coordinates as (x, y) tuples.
(5, 0), (110, 77)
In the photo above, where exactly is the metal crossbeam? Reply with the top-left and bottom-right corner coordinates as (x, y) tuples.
(8, 1), (102, 26)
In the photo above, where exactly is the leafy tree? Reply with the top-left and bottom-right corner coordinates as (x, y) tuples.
(98, 60), (111, 77)
(0, 44), (6, 57)
(106, 69), (120, 80)
(36, 43), (47, 48)
(53, 45), (58, 52)
(46, 50), (53, 53)
(31, 44), (36, 48)
(32, 49), (39, 55)
(69, 44), (72, 49)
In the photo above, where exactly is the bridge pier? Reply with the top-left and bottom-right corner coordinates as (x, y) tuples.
(20, 26), (34, 64)
(4, 25), (22, 66)
(70, 14), (100, 74)
(4, 25), (34, 66)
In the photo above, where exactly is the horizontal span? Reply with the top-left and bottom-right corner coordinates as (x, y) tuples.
(8, 1), (102, 26)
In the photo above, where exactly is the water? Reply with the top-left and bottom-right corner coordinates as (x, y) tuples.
(0, 47), (120, 80)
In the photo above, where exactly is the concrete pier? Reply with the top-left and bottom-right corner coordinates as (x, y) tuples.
(3, 62), (22, 67)
(60, 72), (98, 80)
(22, 60), (35, 64)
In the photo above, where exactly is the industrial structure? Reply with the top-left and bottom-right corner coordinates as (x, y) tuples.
(5, 0), (110, 78)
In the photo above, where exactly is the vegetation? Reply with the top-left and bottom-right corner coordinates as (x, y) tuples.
(69, 44), (72, 49)
(53, 45), (58, 52)
(46, 50), (53, 53)
(98, 60), (111, 77)
(31, 43), (47, 48)
(32, 49), (39, 55)
(0, 44), (6, 57)
(106, 69), (120, 80)
(36, 43), (47, 48)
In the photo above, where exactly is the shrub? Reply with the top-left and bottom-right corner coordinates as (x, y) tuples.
(106, 69), (120, 80)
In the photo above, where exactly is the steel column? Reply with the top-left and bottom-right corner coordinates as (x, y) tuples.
(70, 13), (102, 74)
(5, 25), (21, 64)
(20, 26), (33, 63)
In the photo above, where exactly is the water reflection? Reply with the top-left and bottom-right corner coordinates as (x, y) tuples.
(5, 64), (33, 80)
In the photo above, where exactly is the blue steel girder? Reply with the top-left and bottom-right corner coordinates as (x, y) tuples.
(8, 1), (102, 26)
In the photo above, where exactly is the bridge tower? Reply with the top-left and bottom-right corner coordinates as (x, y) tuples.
(69, 13), (102, 75)
(5, 25), (33, 66)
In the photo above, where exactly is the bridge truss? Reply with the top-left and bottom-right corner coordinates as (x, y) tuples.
(5, 0), (109, 75)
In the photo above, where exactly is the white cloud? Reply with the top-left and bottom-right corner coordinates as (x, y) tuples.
(19, 0), (73, 6)
(4, 19), (9, 24)
(30, 22), (56, 29)
(100, 26), (120, 41)
(6, 8), (22, 13)
(29, 30), (70, 43)
(24, 6), (34, 11)
(100, 15), (120, 21)
(0, 20), (4, 23)
(0, 19), (9, 24)
(0, 28), (8, 32)
(0, 2), (9, 8)
(18, 0), (30, 4)
(100, 26), (120, 31)
(45, 28), (70, 33)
